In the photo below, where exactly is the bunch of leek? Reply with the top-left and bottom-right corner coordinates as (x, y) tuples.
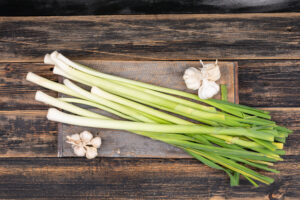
(26, 51), (292, 187)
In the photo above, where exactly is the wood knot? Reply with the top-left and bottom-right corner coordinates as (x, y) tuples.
(268, 191), (285, 200)
(286, 26), (292, 32)
(209, 196), (225, 200)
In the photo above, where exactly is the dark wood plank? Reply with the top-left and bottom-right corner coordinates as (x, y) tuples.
(0, 0), (299, 16)
(238, 60), (300, 107)
(1, 14), (300, 62)
(0, 110), (57, 157)
(263, 108), (300, 156)
(0, 63), (56, 110)
(0, 156), (299, 199)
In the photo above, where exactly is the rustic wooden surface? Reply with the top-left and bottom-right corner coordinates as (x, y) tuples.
(0, 157), (299, 199)
(58, 61), (238, 158)
(0, 0), (299, 16)
(0, 14), (300, 199)
(1, 14), (300, 62)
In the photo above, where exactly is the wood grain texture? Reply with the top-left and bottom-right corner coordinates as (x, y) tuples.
(1, 14), (300, 62)
(238, 60), (300, 107)
(0, 0), (299, 16)
(0, 156), (298, 199)
(0, 110), (57, 157)
(0, 63), (56, 110)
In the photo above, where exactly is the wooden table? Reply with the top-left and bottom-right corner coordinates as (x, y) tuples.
(0, 14), (299, 199)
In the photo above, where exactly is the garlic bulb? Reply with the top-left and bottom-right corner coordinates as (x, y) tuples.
(183, 67), (202, 90)
(183, 60), (221, 99)
(66, 131), (101, 159)
(200, 60), (221, 81)
(198, 79), (220, 99)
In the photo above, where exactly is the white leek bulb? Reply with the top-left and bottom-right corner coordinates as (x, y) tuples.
(198, 79), (220, 99)
(183, 67), (202, 90)
(44, 53), (55, 65)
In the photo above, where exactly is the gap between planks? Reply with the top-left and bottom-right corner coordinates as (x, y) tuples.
(2, 13), (300, 21)
(2, 58), (300, 63)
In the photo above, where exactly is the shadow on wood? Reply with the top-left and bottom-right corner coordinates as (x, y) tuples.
(0, 0), (299, 16)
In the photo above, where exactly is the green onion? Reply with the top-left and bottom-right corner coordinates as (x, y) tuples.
(221, 84), (228, 101)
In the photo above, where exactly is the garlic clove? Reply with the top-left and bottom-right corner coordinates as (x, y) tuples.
(198, 79), (220, 99)
(69, 133), (81, 141)
(183, 67), (202, 90)
(200, 60), (221, 82)
(80, 131), (93, 143)
(73, 145), (86, 157)
(85, 147), (98, 159)
(90, 137), (102, 148)
(66, 133), (81, 145)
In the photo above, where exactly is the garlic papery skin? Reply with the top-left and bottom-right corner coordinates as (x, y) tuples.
(85, 147), (98, 159)
(200, 60), (221, 82)
(183, 67), (202, 90)
(198, 79), (220, 99)
(80, 131), (93, 143)
(66, 133), (81, 145)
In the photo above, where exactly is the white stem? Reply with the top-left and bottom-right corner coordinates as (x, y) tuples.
(91, 86), (187, 124)
(44, 54), (55, 65)
(47, 108), (273, 141)
(53, 66), (68, 77)
(46, 108), (206, 134)
(51, 51), (70, 71)
(59, 98), (136, 121)
(56, 52), (83, 71)
(64, 79), (154, 122)
(35, 91), (107, 119)
(26, 72), (83, 98)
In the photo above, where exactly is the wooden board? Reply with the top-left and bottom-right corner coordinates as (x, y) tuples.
(1, 14), (300, 62)
(58, 61), (238, 158)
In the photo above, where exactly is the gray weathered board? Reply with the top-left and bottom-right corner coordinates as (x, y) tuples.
(58, 61), (238, 158)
